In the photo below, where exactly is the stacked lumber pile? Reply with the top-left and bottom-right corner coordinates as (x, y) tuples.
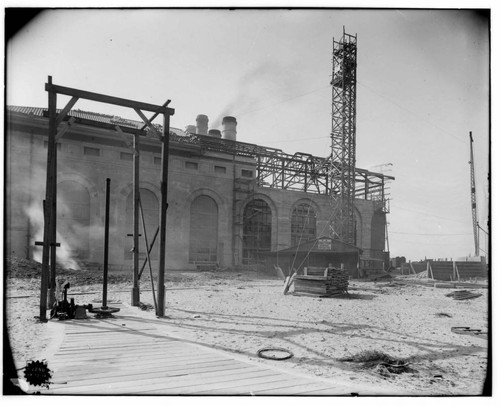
(294, 266), (349, 297)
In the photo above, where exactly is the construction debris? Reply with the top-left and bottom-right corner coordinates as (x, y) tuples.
(445, 290), (483, 300)
(451, 327), (487, 339)
(339, 350), (412, 376)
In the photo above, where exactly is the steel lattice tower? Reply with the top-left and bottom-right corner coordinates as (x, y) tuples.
(329, 29), (357, 245)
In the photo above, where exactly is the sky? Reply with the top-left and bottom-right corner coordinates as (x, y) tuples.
(5, 7), (491, 261)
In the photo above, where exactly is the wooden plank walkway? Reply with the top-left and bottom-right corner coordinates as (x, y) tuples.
(40, 306), (387, 395)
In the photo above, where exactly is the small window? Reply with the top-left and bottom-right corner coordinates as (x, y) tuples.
(241, 169), (253, 178)
(214, 165), (226, 174)
(185, 161), (198, 170)
(120, 152), (133, 161)
(154, 156), (162, 165)
(84, 146), (100, 156)
(43, 141), (61, 150)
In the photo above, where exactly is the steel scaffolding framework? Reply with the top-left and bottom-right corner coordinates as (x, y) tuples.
(166, 131), (392, 205)
(329, 29), (358, 244)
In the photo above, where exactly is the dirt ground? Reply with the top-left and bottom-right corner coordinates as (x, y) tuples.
(4, 257), (490, 396)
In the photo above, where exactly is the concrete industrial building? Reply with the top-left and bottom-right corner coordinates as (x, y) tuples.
(5, 106), (393, 277)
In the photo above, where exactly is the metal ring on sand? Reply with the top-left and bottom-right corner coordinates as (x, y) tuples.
(257, 347), (294, 361)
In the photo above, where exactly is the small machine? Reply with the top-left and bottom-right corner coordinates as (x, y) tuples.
(50, 282), (93, 320)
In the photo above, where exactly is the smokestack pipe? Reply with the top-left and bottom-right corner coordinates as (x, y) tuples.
(196, 114), (209, 135)
(208, 129), (222, 138)
(222, 116), (237, 141)
(185, 125), (196, 134)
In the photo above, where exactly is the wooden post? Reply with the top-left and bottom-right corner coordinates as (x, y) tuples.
(132, 133), (140, 306)
(39, 199), (50, 321)
(48, 85), (58, 308)
(156, 113), (170, 317)
(40, 76), (57, 320)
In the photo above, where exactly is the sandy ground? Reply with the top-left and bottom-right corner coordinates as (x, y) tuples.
(4, 257), (490, 396)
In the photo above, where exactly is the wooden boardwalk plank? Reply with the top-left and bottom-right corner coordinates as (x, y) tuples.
(186, 375), (301, 395)
(49, 360), (246, 389)
(48, 352), (224, 370)
(298, 386), (351, 395)
(53, 367), (275, 395)
(124, 369), (282, 395)
(49, 357), (229, 381)
(49, 362), (263, 392)
(52, 343), (199, 358)
(54, 347), (219, 363)
(252, 380), (342, 395)
(40, 309), (359, 396)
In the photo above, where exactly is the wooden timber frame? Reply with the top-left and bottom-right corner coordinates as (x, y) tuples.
(39, 76), (175, 320)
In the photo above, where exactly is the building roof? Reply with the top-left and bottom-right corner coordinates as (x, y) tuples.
(7, 105), (185, 137)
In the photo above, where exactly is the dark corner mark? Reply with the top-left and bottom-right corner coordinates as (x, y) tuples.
(3, 318), (25, 395)
(5, 8), (45, 42)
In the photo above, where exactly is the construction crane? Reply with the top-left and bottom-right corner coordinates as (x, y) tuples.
(469, 131), (479, 257)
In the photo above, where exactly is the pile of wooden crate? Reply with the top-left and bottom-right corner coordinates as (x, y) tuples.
(293, 266), (349, 297)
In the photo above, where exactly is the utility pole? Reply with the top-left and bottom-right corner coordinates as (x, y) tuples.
(469, 131), (479, 257)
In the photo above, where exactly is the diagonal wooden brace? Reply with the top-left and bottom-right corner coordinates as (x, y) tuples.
(134, 108), (162, 140)
(115, 126), (138, 155)
(139, 100), (171, 131)
(55, 117), (76, 141)
(55, 96), (79, 127)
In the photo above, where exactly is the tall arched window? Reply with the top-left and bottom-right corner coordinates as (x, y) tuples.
(125, 189), (159, 260)
(291, 203), (316, 247)
(189, 195), (218, 263)
(57, 181), (90, 259)
(242, 199), (272, 264)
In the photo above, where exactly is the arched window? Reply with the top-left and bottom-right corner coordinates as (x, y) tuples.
(242, 199), (272, 264)
(189, 195), (218, 263)
(291, 203), (316, 247)
(57, 181), (90, 259)
(125, 189), (159, 260)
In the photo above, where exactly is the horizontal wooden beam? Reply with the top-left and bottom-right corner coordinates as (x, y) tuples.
(45, 82), (175, 115)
